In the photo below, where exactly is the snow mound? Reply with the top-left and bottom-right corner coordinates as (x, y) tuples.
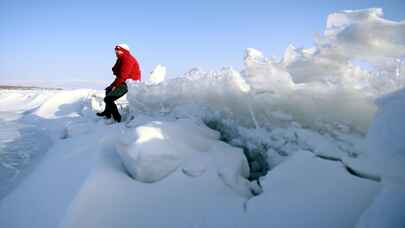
(116, 119), (254, 198)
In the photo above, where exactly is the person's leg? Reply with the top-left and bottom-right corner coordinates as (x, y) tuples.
(96, 88), (113, 118)
(102, 101), (113, 118)
(105, 98), (121, 122)
(103, 83), (128, 122)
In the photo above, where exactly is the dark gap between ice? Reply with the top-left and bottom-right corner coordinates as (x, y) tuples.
(315, 154), (381, 182)
(204, 119), (270, 195)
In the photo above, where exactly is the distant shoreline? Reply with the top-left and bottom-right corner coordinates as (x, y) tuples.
(0, 85), (63, 90)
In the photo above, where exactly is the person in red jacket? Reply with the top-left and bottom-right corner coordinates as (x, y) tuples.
(97, 43), (141, 122)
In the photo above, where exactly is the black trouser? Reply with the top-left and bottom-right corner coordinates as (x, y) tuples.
(103, 83), (128, 121)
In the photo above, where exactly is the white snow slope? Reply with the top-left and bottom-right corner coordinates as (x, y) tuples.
(0, 8), (404, 228)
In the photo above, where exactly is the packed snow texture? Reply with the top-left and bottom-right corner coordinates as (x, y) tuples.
(0, 7), (404, 228)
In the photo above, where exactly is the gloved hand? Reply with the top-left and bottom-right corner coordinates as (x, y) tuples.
(105, 86), (115, 94)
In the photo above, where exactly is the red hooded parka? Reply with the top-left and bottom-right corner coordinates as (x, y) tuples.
(110, 49), (141, 87)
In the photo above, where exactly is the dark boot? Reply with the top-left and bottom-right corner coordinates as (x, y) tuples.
(101, 97), (115, 119)
(96, 111), (112, 118)
(113, 113), (121, 122)
(96, 102), (112, 118)
(96, 111), (107, 117)
(109, 102), (121, 122)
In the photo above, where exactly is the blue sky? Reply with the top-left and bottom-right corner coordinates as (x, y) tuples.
(0, 0), (404, 89)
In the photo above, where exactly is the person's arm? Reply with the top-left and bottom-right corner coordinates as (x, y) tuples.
(106, 60), (119, 91)
(112, 60), (119, 75)
(109, 58), (134, 88)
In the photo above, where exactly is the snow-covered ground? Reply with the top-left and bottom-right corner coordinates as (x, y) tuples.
(1, 8), (404, 228)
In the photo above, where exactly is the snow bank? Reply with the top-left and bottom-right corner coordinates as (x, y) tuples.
(15, 89), (107, 142)
(0, 90), (55, 114)
(343, 87), (405, 181)
(0, 90), (58, 198)
(0, 120), (110, 228)
(366, 88), (405, 181)
(244, 151), (380, 228)
(33, 89), (96, 119)
(116, 119), (254, 198)
(351, 88), (405, 228)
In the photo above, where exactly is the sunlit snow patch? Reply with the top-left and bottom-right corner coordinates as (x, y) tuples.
(146, 64), (167, 85)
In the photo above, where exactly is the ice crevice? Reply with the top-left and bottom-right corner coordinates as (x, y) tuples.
(315, 154), (381, 182)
